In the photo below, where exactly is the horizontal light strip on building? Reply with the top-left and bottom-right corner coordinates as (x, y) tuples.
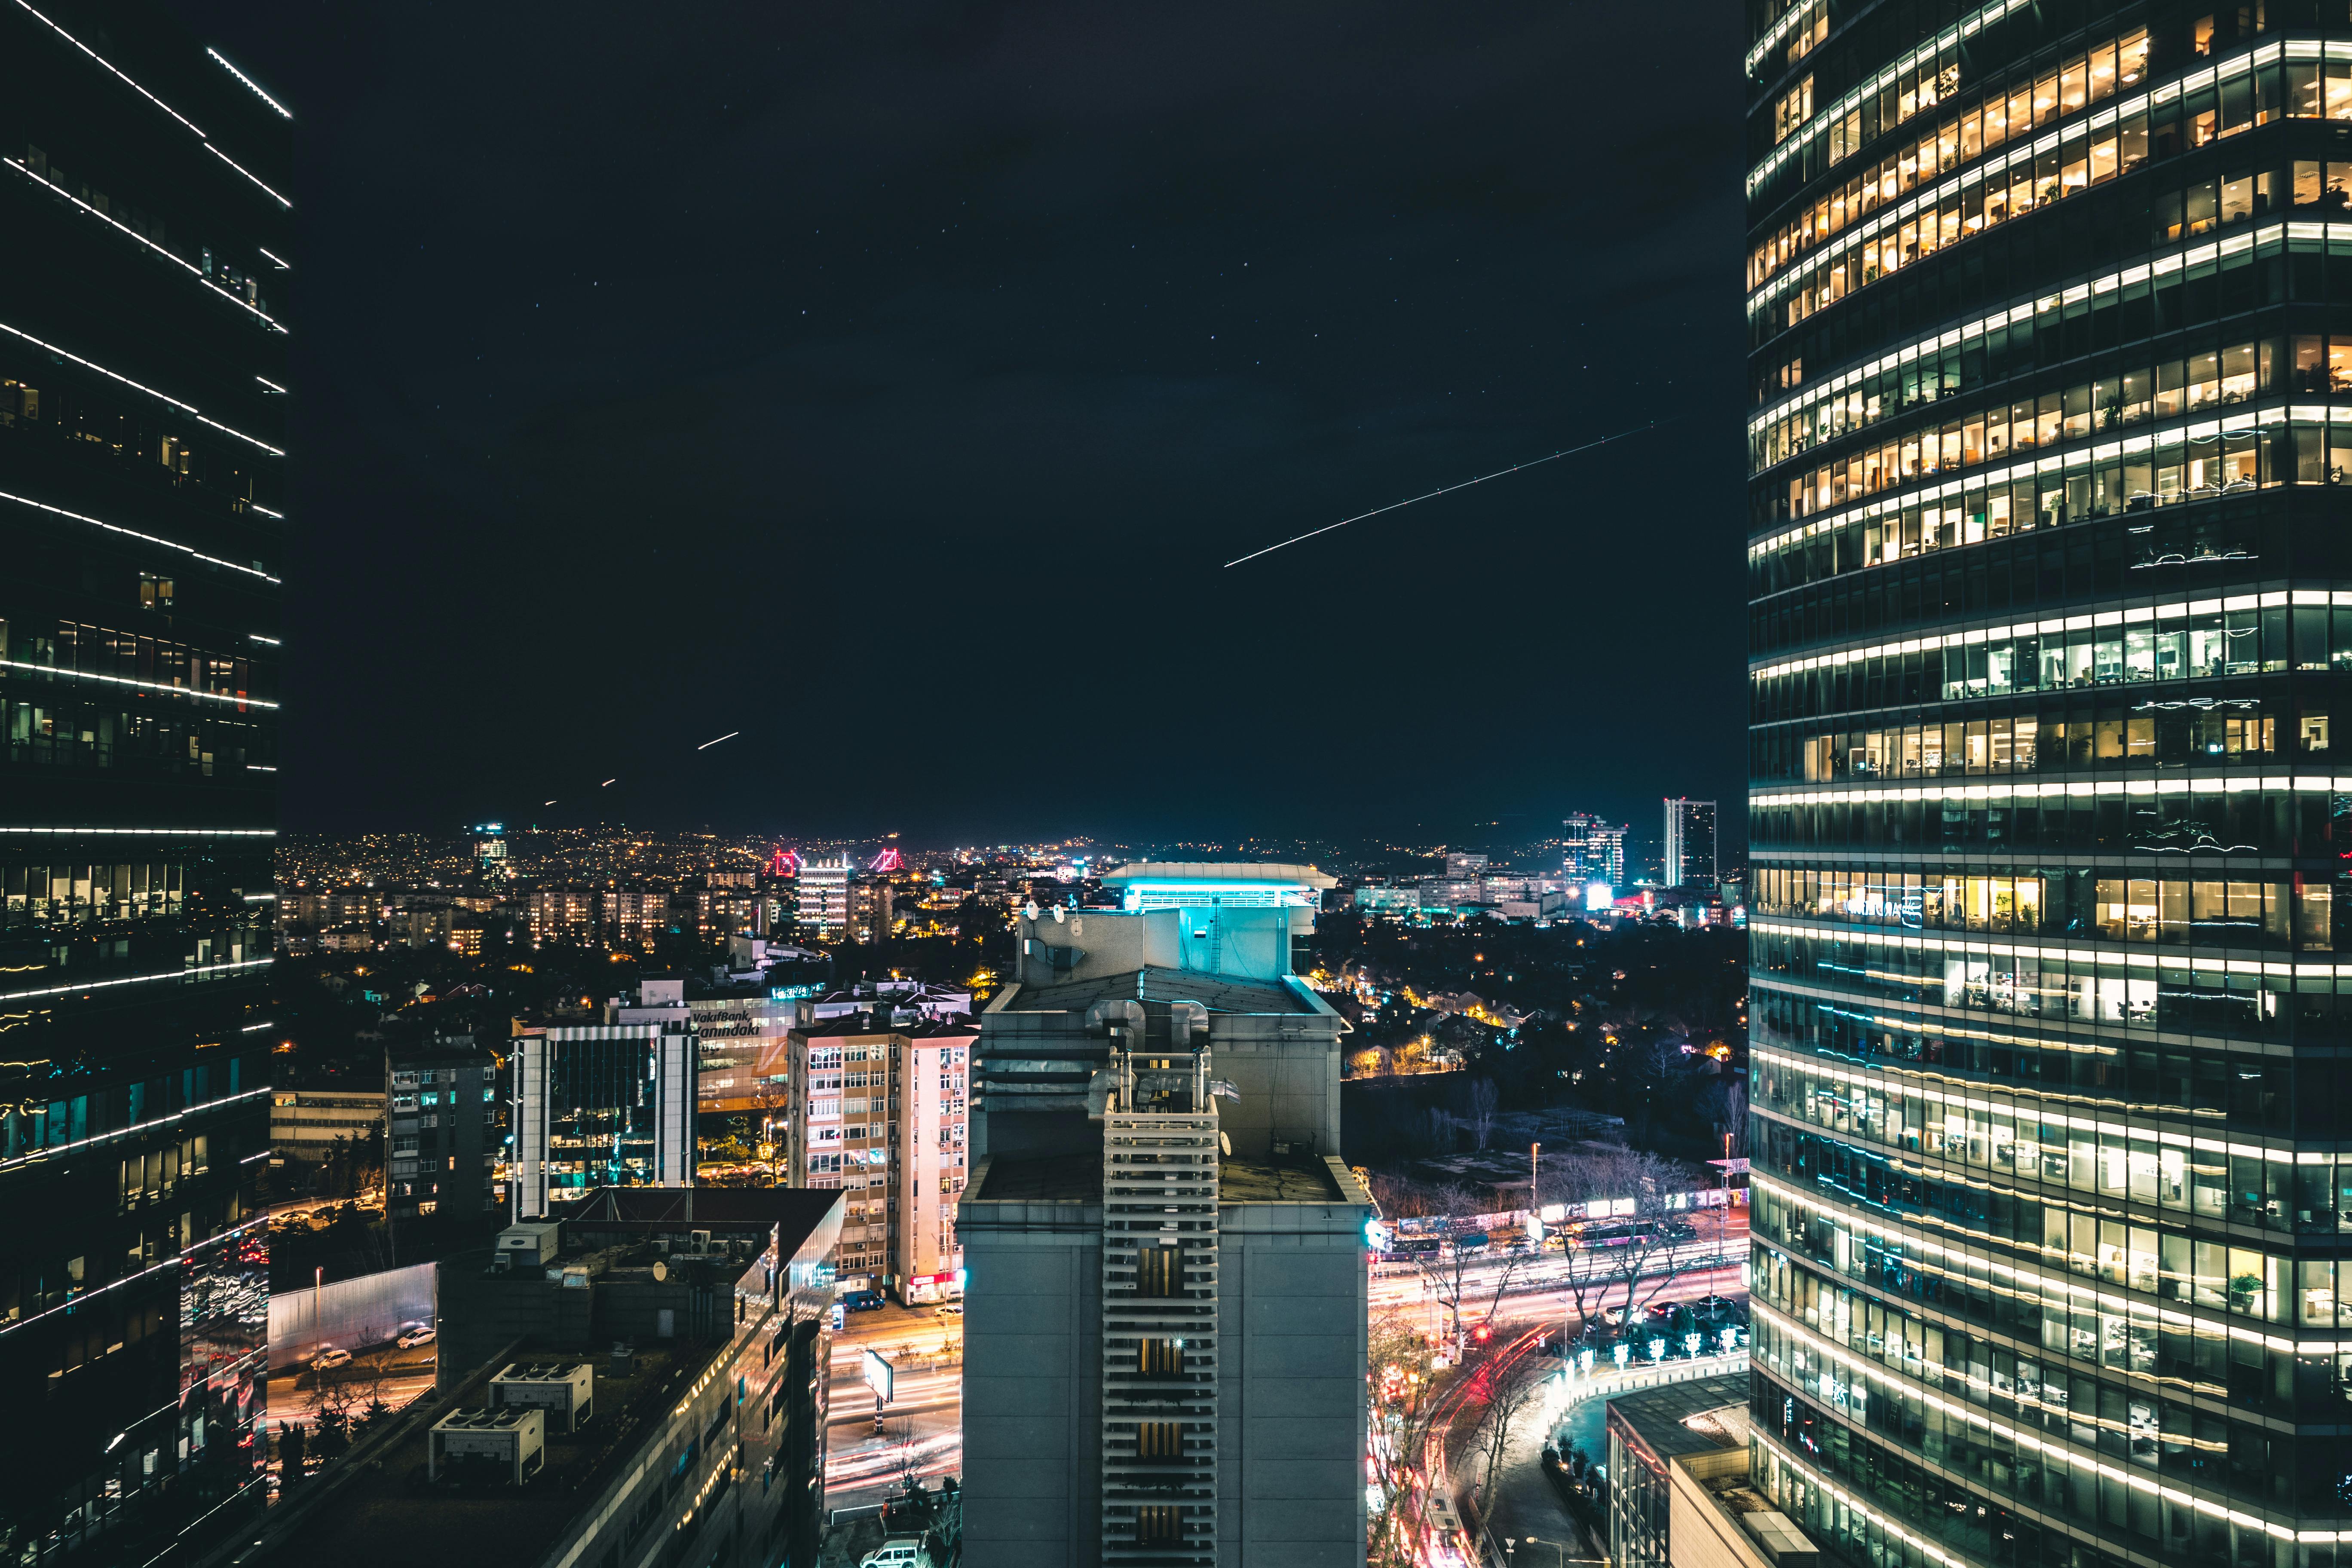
(1748, 0), (2030, 182)
(1752, 588), (2351, 679)
(0, 1084), (269, 1175)
(0, 1211), (267, 1342)
(1749, 39), (2291, 307)
(1749, 219), (2306, 451)
(4, 159), (288, 333)
(0, 659), (277, 707)
(1749, 388), (2306, 572)
(1747, 916), (2339, 976)
(1748, 1172), (2298, 1351)
(205, 47), (291, 119)
(0, 318), (283, 456)
(0, 826), (274, 836)
(10, 0), (205, 136)
(1752, 1045), (2288, 1154)
(0, 486), (278, 582)
(0, 956), (269, 1004)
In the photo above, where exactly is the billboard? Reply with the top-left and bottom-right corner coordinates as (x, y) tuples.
(1585, 881), (1614, 910)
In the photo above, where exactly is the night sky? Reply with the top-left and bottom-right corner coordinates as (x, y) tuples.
(166, 1), (1749, 845)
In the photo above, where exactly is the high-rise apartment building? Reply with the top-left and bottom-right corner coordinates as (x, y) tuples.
(796, 854), (851, 935)
(1746, 6), (2352, 1568)
(785, 1009), (974, 1301)
(959, 867), (1371, 1568)
(0, 3), (286, 1557)
(1562, 812), (1629, 887)
(1663, 796), (1718, 890)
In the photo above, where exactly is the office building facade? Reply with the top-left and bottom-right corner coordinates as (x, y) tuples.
(511, 1017), (696, 1219)
(959, 868), (1371, 1568)
(1747, 6), (2352, 1568)
(1563, 812), (1629, 888)
(0, 2), (286, 1558)
(796, 855), (850, 936)
(1664, 796), (1719, 890)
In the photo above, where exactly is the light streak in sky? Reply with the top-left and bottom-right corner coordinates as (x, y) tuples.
(601, 778), (616, 786)
(1221, 421), (1666, 569)
(697, 732), (739, 750)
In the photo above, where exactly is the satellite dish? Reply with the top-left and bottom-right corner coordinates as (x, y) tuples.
(1219, 1132), (1232, 1157)
(652, 1261), (668, 1282)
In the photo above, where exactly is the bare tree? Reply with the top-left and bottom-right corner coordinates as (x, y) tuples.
(1366, 1309), (1446, 1568)
(1372, 1177), (1537, 1357)
(1463, 1078), (1500, 1152)
(1538, 1145), (1709, 1342)
(1465, 1356), (1545, 1525)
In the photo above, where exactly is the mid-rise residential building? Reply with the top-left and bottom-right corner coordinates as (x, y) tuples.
(846, 874), (893, 942)
(1663, 796), (1718, 891)
(786, 1011), (974, 1300)
(959, 867), (1371, 1567)
(247, 1189), (847, 1568)
(386, 1031), (501, 1222)
(1742, 5), (2352, 1568)
(0, 1), (288, 1553)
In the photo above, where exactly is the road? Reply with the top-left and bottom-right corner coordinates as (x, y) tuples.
(264, 1341), (440, 1428)
(823, 1301), (967, 1509)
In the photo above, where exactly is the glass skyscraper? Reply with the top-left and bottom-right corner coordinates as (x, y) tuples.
(0, 1), (285, 1560)
(1746, 4), (2352, 1567)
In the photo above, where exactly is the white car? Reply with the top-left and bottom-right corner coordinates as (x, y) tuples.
(309, 1347), (352, 1372)
(858, 1539), (931, 1568)
(933, 1304), (963, 1316)
(396, 1325), (437, 1349)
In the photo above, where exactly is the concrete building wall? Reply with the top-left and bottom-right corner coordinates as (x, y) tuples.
(1217, 1207), (1369, 1568)
(959, 1211), (1102, 1568)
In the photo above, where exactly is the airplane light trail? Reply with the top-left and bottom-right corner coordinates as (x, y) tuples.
(697, 732), (739, 750)
(1221, 420), (1666, 569)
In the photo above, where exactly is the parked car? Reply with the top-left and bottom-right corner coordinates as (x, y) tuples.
(858, 1537), (932, 1568)
(933, 1303), (964, 1316)
(841, 1289), (885, 1312)
(309, 1347), (352, 1372)
(396, 1324), (437, 1349)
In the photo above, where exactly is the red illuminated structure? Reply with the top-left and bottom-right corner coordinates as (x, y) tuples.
(869, 848), (904, 873)
(767, 846), (802, 878)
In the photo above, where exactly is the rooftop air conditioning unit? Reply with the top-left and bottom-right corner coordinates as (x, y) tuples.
(429, 1407), (545, 1486)
(490, 1361), (595, 1431)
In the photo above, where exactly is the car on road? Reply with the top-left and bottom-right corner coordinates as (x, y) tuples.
(396, 1323), (437, 1349)
(857, 1538), (931, 1568)
(932, 1303), (963, 1316)
(841, 1289), (885, 1312)
(309, 1347), (352, 1372)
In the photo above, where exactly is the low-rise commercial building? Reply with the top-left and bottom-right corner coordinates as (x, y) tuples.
(242, 1188), (845, 1568)
(271, 1086), (387, 1168)
(1606, 1375), (1763, 1568)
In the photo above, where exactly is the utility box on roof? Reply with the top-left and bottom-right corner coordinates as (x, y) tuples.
(490, 1361), (594, 1431)
(493, 1221), (562, 1269)
(429, 1407), (544, 1485)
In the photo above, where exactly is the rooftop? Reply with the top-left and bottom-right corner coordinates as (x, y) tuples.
(257, 1342), (701, 1566)
(967, 1152), (1345, 1206)
(553, 1185), (844, 1234)
(790, 1012), (979, 1040)
(1607, 1374), (1752, 1463)
(1101, 862), (1338, 889)
(1006, 965), (1313, 1017)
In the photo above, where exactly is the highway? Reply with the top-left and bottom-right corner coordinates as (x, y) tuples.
(823, 1302), (967, 1509)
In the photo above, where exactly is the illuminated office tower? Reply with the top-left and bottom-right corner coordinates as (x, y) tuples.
(1665, 796), (1719, 891)
(1562, 812), (1628, 888)
(1746, 6), (2352, 1568)
(796, 854), (851, 935)
(0, 2), (285, 1559)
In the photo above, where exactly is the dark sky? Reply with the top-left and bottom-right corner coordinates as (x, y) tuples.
(166, 1), (1749, 846)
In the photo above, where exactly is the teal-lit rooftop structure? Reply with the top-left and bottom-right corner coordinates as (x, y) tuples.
(1096, 860), (1336, 913)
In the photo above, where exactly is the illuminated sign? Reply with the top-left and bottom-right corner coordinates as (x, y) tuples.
(1585, 882), (1614, 910)
(861, 1348), (895, 1404)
